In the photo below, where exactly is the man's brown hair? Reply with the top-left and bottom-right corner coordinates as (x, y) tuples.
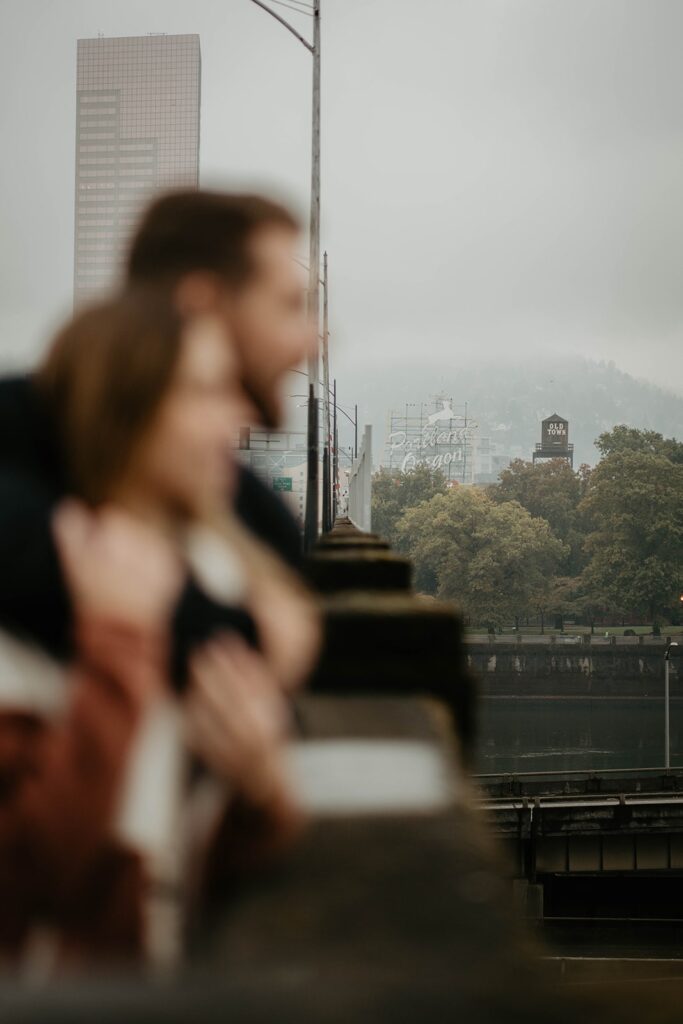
(126, 189), (300, 287)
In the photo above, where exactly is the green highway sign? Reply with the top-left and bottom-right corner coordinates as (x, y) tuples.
(272, 476), (293, 492)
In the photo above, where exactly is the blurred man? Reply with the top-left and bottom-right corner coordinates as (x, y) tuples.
(128, 191), (311, 437)
(127, 192), (316, 563)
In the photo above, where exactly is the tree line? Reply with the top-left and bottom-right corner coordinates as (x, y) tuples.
(371, 426), (683, 631)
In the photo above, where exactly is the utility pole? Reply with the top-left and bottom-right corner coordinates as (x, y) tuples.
(303, 0), (322, 550)
(333, 377), (338, 521)
(321, 250), (332, 531)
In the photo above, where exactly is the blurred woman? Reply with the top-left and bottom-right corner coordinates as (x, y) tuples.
(0, 504), (184, 972)
(0, 289), (319, 971)
(38, 289), (318, 694)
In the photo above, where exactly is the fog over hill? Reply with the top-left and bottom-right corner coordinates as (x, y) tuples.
(337, 356), (683, 470)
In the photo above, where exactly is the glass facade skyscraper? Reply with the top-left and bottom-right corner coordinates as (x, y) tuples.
(74, 34), (200, 305)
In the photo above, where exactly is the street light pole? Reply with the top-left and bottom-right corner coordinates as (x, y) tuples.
(308, 1), (321, 362)
(248, 0), (321, 549)
(665, 643), (679, 770)
(666, 652), (671, 770)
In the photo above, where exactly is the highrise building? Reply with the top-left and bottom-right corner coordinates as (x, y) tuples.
(74, 33), (200, 305)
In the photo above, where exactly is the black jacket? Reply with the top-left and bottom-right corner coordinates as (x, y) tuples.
(0, 375), (302, 687)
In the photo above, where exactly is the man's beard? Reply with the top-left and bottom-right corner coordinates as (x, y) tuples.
(243, 374), (281, 431)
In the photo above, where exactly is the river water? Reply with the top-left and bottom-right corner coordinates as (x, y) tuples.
(475, 696), (683, 775)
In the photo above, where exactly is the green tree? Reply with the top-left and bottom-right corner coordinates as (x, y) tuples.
(595, 425), (683, 465)
(579, 450), (683, 623)
(395, 487), (567, 628)
(535, 575), (577, 634)
(570, 584), (621, 634)
(489, 458), (590, 574)
(371, 465), (447, 546)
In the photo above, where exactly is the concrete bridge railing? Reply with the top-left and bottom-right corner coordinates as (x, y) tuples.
(4, 519), (682, 1019)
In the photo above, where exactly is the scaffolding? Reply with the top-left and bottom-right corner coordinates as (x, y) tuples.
(383, 395), (478, 484)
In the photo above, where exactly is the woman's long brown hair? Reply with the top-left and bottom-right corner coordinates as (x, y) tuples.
(37, 288), (184, 505)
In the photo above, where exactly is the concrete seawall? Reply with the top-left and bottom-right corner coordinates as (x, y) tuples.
(467, 643), (680, 697)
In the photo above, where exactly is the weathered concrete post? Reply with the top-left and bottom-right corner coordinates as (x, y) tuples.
(305, 517), (476, 761)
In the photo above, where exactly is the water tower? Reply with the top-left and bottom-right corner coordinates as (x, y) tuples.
(532, 414), (573, 467)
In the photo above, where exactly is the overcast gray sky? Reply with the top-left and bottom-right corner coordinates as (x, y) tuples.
(1, 0), (682, 394)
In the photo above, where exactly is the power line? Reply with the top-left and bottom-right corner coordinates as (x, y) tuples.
(268, 0), (313, 16)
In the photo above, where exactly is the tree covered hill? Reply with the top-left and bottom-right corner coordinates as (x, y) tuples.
(342, 355), (683, 468)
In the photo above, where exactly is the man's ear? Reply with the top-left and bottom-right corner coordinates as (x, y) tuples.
(174, 272), (223, 316)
